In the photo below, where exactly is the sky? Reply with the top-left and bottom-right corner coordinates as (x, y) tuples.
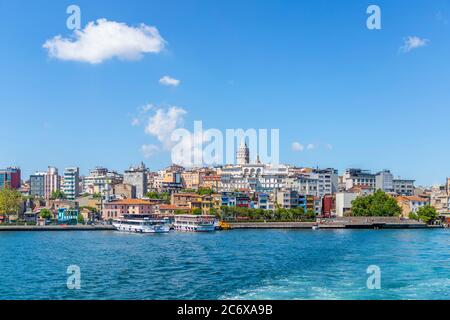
(1, 0), (450, 185)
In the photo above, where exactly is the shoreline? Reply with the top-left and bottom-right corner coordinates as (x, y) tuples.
(0, 225), (115, 231)
(0, 222), (440, 231)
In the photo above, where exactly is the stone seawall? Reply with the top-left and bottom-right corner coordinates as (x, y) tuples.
(0, 225), (116, 231)
(229, 220), (429, 229)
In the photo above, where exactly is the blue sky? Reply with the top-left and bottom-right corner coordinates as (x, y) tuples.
(1, 0), (450, 185)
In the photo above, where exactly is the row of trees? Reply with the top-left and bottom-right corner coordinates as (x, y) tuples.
(219, 206), (316, 221)
(145, 191), (171, 203)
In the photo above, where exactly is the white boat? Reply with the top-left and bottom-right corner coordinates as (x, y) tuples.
(113, 214), (171, 234)
(174, 214), (216, 232)
(312, 223), (320, 230)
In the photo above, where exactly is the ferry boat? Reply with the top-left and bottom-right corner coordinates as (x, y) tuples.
(174, 215), (216, 232)
(113, 214), (171, 234)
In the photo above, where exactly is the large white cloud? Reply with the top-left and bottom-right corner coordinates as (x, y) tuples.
(43, 19), (166, 64)
(144, 106), (187, 150)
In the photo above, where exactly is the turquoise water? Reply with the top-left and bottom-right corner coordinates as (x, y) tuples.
(0, 229), (449, 300)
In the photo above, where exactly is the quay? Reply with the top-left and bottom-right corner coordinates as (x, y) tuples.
(0, 225), (115, 231)
(228, 217), (431, 230)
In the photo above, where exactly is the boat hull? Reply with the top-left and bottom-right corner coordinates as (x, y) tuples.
(174, 224), (216, 232)
(113, 223), (170, 234)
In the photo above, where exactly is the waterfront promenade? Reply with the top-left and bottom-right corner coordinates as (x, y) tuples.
(229, 217), (429, 229)
(0, 217), (432, 231)
(0, 225), (115, 231)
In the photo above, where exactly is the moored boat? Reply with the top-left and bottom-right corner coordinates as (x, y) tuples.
(174, 215), (216, 232)
(113, 214), (171, 233)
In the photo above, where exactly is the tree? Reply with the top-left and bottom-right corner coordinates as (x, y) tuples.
(50, 190), (66, 200)
(92, 192), (102, 199)
(0, 188), (23, 223)
(192, 208), (202, 215)
(145, 192), (170, 203)
(416, 205), (438, 224)
(197, 188), (213, 195)
(77, 214), (85, 225)
(306, 209), (316, 220)
(408, 212), (418, 220)
(351, 190), (401, 217)
(39, 209), (53, 220)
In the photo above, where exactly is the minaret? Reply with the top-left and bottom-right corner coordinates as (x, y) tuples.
(237, 140), (250, 165)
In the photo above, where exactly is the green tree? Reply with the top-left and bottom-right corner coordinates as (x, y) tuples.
(197, 188), (214, 195)
(92, 192), (102, 199)
(192, 208), (202, 215)
(146, 192), (170, 203)
(408, 212), (418, 220)
(50, 190), (66, 200)
(306, 209), (316, 220)
(351, 190), (401, 217)
(0, 188), (23, 223)
(416, 205), (438, 224)
(39, 208), (53, 220)
(77, 214), (85, 225)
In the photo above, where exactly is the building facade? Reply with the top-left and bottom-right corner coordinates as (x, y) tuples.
(102, 199), (157, 220)
(393, 178), (415, 196)
(44, 166), (60, 199)
(124, 163), (148, 199)
(343, 169), (376, 191)
(63, 167), (80, 200)
(30, 172), (46, 198)
(0, 167), (21, 189)
(236, 140), (250, 165)
(375, 170), (394, 192)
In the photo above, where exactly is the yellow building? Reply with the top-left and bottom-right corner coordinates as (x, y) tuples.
(171, 193), (214, 214)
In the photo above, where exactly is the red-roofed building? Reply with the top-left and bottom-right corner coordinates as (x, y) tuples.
(102, 199), (158, 220)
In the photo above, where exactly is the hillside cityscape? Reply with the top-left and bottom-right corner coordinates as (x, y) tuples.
(1, 142), (449, 225)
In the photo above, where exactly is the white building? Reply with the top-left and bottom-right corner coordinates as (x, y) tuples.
(82, 167), (122, 196)
(343, 169), (376, 191)
(375, 170), (394, 192)
(313, 168), (338, 196)
(335, 192), (359, 217)
(286, 176), (318, 196)
(236, 140), (250, 165)
(393, 178), (415, 196)
(63, 167), (80, 200)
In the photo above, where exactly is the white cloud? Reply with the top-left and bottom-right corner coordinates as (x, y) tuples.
(326, 144), (333, 150)
(306, 144), (315, 150)
(159, 76), (180, 86)
(141, 144), (159, 158)
(43, 19), (166, 64)
(400, 36), (429, 53)
(292, 142), (304, 152)
(144, 106), (187, 149)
